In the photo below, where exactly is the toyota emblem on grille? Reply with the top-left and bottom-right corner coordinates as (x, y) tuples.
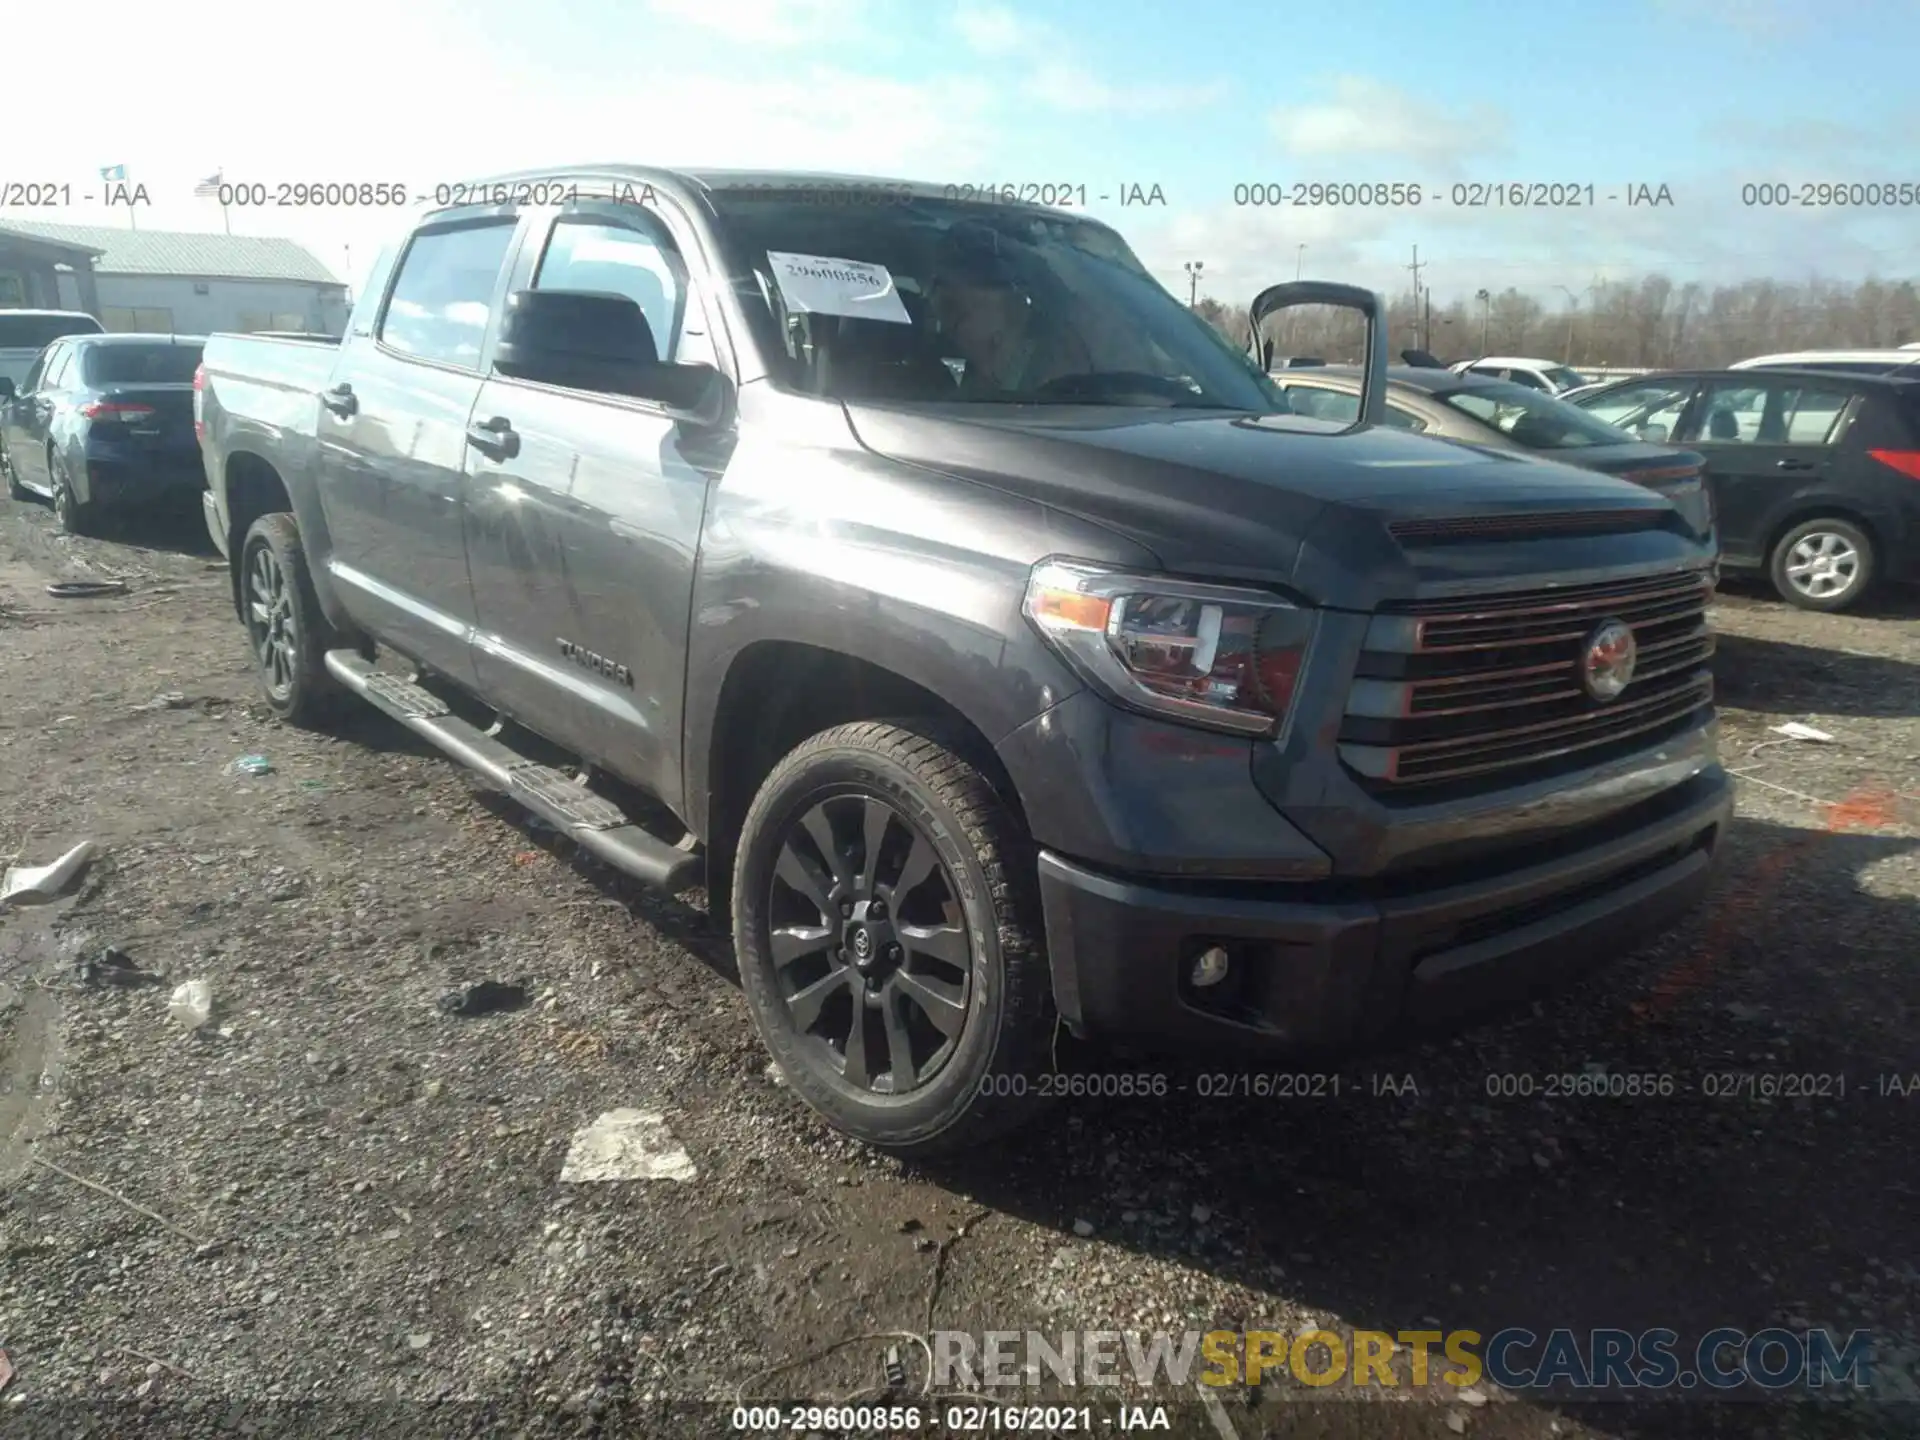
(1580, 618), (1637, 701)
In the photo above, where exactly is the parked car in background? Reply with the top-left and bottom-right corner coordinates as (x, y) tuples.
(193, 165), (1727, 1154)
(1731, 349), (1920, 377)
(1269, 365), (1714, 534)
(1569, 369), (1920, 611)
(1448, 355), (1589, 393)
(0, 309), (103, 388)
(0, 333), (206, 534)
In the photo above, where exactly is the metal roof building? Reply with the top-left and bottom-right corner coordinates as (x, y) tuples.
(0, 221), (347, 336)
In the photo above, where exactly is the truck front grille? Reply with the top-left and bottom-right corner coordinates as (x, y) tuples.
(1338, 569), (1715, 790)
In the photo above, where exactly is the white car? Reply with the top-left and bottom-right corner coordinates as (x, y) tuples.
(1447, 355), (1589, 394)
(0, 309), (104, 388)
(1731, 348), (1920, 376)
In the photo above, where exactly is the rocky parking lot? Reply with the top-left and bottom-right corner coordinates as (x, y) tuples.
(0, 494), (1916, 1439)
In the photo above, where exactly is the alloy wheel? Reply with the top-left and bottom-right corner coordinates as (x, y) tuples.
(765, 792), (974, 1096)
(245, 540), (298, 700)
(1783, 530), (1861, 602)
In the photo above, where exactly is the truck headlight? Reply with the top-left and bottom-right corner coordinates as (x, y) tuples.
(1022, 559), (1317, 738)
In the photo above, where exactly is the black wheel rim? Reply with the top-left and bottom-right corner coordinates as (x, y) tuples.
(245, 540), (297, 700)
(765, 791), (974, 1096)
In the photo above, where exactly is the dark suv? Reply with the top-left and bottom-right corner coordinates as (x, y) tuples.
(1572, 368), (1920, 610)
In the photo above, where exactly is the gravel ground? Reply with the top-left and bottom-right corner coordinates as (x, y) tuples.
(0, 493), (1916, 1440)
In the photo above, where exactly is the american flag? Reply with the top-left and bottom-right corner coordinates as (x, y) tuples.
(194, 171), (223, 197)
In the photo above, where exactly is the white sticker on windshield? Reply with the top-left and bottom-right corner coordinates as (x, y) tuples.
(766, 251), (911, 325)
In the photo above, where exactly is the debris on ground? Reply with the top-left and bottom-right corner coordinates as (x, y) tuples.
(1, 840), (97, 905)
(46, 580), (129, 598)
(75, 946), (164, 988)
(229, 754), (274, 778)
(1072, 1218), (1095, 1238)
(436, 980), (529, 1017)
(1769, 721), (1836, 743)
(0, 1348), (12, 1395)
(558, 1109), (698, 1182)
(168, 979), (214, 1030)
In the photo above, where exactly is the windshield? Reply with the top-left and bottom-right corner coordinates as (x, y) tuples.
(704, 193), (1288, 411)
(82, 343), (204, 385)
(0, 315), (103, 351)
(1441, 379), (1637, 449)
(1543, 366), (1587, 390)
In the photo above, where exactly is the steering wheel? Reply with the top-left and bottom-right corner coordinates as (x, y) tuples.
(1032, 371), (1200, 403)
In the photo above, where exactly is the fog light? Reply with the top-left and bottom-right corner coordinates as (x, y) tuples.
(1190, 945), (1231, 988)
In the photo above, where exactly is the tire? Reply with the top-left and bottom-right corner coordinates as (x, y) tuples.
(50, 453), (96, 536)
(732, 720), (1054, 1156)
(1, 441), (25, 501)
(1768, 516), (1875, 612)
(238, 512), (347, 725)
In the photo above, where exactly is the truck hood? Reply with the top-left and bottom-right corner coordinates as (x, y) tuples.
(843, 403), (1707, 608)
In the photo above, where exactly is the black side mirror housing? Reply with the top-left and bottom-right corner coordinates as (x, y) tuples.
(0, 377), (14, 402)
(493, 289), (727, 425)
(1247, 281), (1388, 431)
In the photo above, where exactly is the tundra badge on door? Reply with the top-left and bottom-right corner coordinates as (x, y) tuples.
(557, 638), (635, 687)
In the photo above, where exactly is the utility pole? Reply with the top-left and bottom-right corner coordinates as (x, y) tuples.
(1406, 245), (1425, 351)
(1475, 288), (1491, 352)
(1554, 284), (1578, 364)
(1295, 243), (1305, 281)
(1184, 259), (1204, 308)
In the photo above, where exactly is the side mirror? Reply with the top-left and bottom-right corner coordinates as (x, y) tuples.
(493, 289), (727, 424)
(1638, 423), (1669, 444)
(1248, 280), (1388, 431)
(0, 378), (13, 402)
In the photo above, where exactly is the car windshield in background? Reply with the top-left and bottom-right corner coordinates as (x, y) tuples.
(703, 192), (1288, 411)
(1544, 367), (1587, 389)
(0, 316), (101, 350)
(1441, 379), (1636, 449)
(82, 343), (204, 385)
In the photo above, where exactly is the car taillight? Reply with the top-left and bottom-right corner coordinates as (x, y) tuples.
(81, 401), (156, 421)
(1868, 449), (1920, 480)
(193, 362), (206, 440)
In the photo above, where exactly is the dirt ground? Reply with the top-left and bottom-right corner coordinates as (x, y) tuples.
(0, 492), (1915, 1440)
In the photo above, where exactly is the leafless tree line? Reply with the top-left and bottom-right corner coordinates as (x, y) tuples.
(1193, 275), (1920, 368)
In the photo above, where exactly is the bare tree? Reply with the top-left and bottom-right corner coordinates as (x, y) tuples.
(1194, 271), (1919, 371)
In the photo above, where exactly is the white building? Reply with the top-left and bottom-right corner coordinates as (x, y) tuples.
(0, 220), (347, 336)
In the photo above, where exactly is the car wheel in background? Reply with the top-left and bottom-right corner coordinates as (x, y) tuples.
(238, 512), (347, 726)
(732, 720), (1055, 1156)
(1, 441), (26, 501)
(50, 453), (96, 535)
(1768, 516), (1875, 612)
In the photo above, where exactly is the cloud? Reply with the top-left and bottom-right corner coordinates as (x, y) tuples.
(1026, 63), (1230, 114)
(951, 1), (1039, 54)
(647, 0), (868, 46)
(1269, 77), (1510, 169)
(954, 3), (1228, 113)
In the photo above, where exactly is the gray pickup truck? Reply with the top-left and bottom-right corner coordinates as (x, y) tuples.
(196, 167), (1731, 1154)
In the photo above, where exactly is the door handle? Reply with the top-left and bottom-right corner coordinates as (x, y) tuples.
(465, 415), (519, 460)
(1775, 458), (1816, 471)
(320, 383), (357, 418)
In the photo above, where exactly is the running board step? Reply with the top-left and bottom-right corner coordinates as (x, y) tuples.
(323, 649), (700, 892)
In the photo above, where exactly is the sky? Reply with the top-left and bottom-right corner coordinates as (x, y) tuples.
(8, 0), (1919, 310)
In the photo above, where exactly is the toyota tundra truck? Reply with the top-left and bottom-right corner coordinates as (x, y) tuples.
(194, 167), (1731, 1154)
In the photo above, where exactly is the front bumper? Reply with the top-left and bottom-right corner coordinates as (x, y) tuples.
(1036, 766), (1731, 1058)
